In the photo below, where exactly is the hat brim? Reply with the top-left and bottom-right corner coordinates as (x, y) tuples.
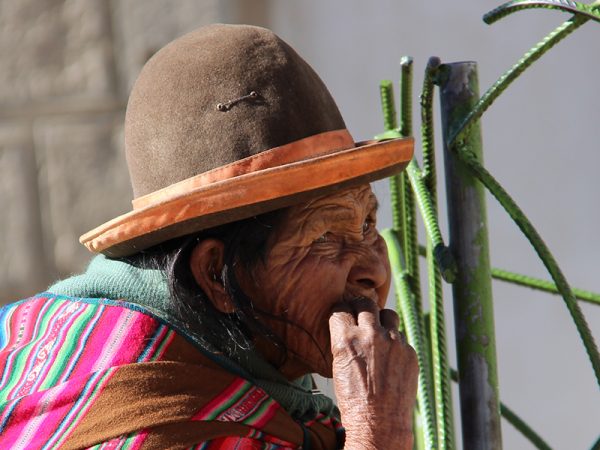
(80, 137), (413, 257)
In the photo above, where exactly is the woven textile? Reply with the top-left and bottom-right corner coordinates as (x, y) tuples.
(0, 294), (342, 449)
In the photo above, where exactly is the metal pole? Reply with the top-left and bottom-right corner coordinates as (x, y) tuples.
(438, 62), (503, 450)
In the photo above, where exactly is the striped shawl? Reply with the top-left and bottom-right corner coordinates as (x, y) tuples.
(0, 294), (342, 449)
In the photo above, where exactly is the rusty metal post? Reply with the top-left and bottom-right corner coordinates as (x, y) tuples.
(438, 62), (503, 450)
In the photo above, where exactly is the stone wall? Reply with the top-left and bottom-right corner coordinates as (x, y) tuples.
(0, 0), (222, 302)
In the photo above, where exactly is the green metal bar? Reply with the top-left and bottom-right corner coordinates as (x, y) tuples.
(449, 369), (553, 450)
(420, 56), (455, 450)
(403, 171), (420, 284)
(483, 0), (600, 26)
(378, 141), (457, 283)
(420, 244), (600, 306)
(491, 268), (600, 306)
(499, 405), (553, 450)
(405, 161), (456, 283)
(449, 7), (593, 147)
(423, 312), (442, 448)
(455, 148), (600, 385)
(438, 61), (503, 449)
(400, 172), (418, 289)
(398, 58), (424, 317)
(399, 59), (429, 450)
(445, 0), (600, 381)
(383, 229), (438, 450)
(421, 56), (441, 189)
(399, 56), (413, 137)
(379, 80), (403, 233)
(380, 78), (430, 448)
(379, 81), (406, 339)
(414, 411), (427, 450)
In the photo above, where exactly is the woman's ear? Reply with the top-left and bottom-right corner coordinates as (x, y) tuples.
(189, 239), (236, 314)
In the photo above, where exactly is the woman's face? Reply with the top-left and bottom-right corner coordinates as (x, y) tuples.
(239, 184), (391, 379)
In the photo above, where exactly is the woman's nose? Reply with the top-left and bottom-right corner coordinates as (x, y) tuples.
(347, 244), (390, 296)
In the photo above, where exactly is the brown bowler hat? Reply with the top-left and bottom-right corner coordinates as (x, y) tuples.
(80, 24), (413, 257)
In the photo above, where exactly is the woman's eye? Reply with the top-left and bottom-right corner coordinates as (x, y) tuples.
(314, 232), (331, 244)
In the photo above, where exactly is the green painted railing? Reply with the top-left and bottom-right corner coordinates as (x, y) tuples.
(377, 1), (600, 448)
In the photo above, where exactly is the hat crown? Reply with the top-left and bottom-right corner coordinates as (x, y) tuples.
(125, 24), (346, 198)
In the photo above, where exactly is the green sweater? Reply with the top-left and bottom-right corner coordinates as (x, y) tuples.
(50, 254), (336, 421)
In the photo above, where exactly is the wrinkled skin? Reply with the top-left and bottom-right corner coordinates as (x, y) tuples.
(191, 184), (419, 449)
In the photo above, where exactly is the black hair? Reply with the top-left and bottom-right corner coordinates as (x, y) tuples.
(122, 210), (288, 363)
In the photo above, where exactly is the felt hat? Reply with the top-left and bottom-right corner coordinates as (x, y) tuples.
(80, 24), (413, 257)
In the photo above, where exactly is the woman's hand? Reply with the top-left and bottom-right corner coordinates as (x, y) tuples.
(329, 297), (419, 450)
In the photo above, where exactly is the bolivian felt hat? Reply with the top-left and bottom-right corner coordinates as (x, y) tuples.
(80, 24), (413, 257)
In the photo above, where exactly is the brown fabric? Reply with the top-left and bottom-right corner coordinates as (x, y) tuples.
(65, 359), (312, 449)
(80, 137), (413, 256)
(136, 421), (263, 450)
(125, 24), (346, 198)
(66, 362), (239, 448)
(307, 421), (341, 450)
(137, 420), (337, 450)
(158, 326), (225, 367)
(63, 333), (331, 449)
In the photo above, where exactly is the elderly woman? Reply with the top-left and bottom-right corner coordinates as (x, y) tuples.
(0, 25), (417, 449)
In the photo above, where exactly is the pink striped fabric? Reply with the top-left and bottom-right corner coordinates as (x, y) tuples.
(0, 294), (342, 449)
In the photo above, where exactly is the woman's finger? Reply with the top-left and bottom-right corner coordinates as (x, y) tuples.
(379, 308), (400, 331)
(380, 309), (408, 343)
(348, 297), (380, 328)
(329, 303), (357, 336)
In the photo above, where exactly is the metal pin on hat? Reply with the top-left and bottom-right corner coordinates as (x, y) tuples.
(216, 91), (259, 111)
